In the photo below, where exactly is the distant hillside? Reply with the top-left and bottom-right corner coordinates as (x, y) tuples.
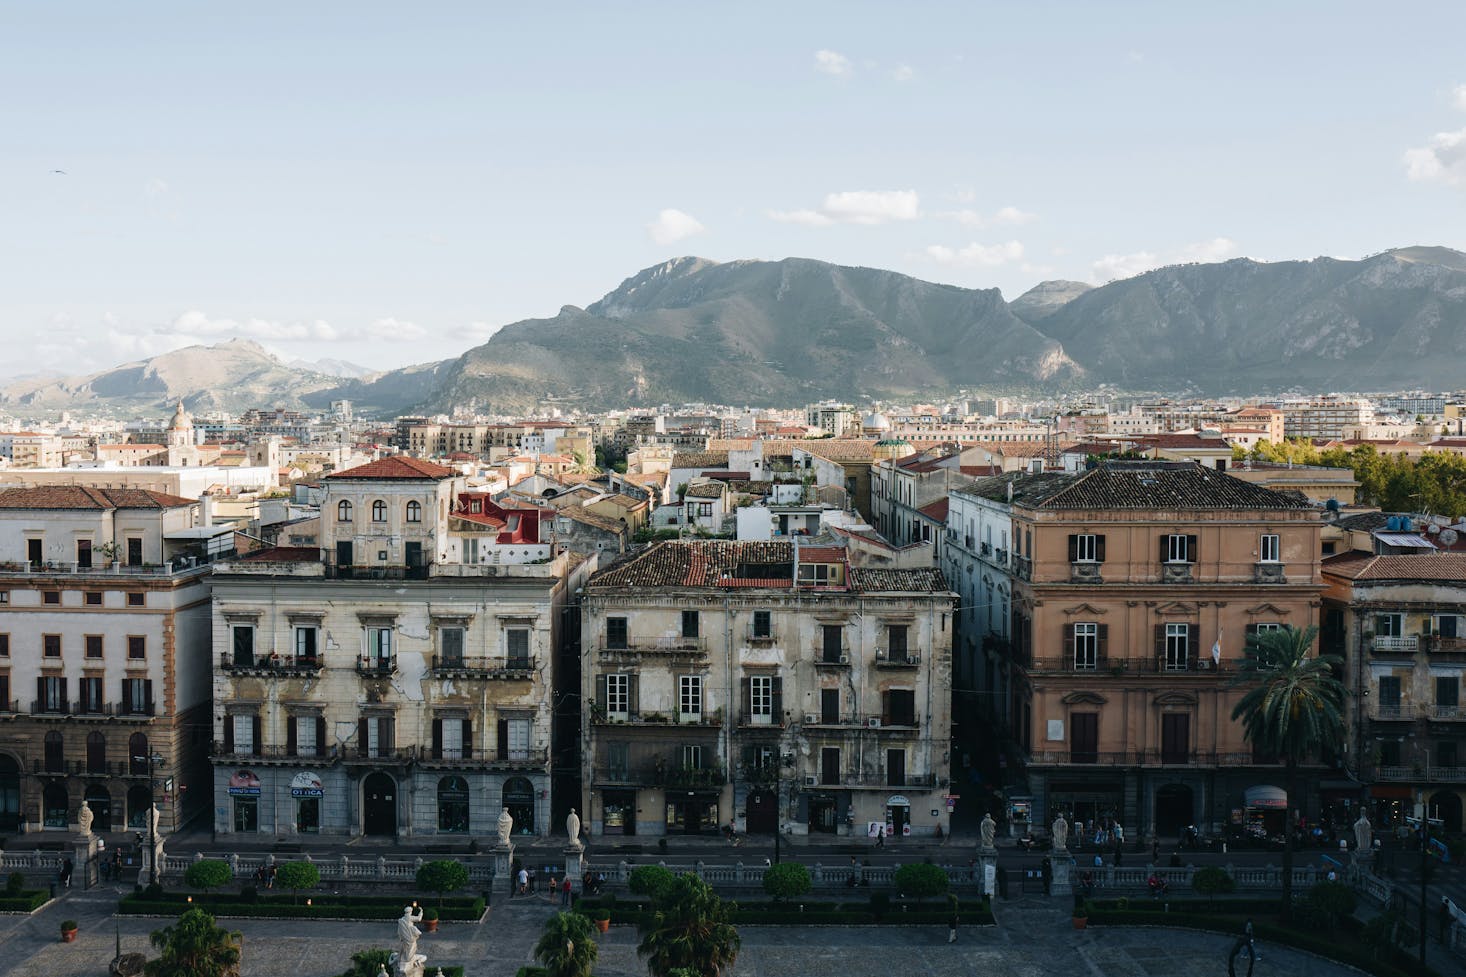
(1009, 280), (1093, 322)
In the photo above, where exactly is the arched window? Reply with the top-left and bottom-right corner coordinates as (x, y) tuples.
(84, 786), (113, 831)
(43, 731), (63, 773)
(42, 782), (68, 829)
(338, 500), (353, 522)
(437, 776), (470, 832)
(86, 732), (106, 774)
(405, 501), (422, 523)
(129, 733), (149, 776)
(372, 500), (387, 523)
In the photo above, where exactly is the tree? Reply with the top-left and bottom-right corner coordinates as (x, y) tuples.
(273, 861), (321, 906)
(416, 859), (469, 907)
(338, 948), (392, 977)
(628, 864), (677, 902)
(637, 873), (741, 977)
(761, 863), (811, 902)
(1229, 625), (1346, 917)
(183, 860), (234, 895)
(893, 862), (949, 905)
(1191, 867), (1235, 906)
(533, 911), (599, 977)
(145, 908), (242, 977)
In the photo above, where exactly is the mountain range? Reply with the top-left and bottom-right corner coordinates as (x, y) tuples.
(6, 246), (1466, 416)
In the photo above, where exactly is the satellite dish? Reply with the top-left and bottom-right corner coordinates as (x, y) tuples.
(1428, 523), (1441, 534)
(1441, 529), (1458, 546)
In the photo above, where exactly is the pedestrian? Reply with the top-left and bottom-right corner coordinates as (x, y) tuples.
(561, 876), (572, 908)
(548, 875), (557, 900)
(60, 857), (73, 888)
(111, 850), (121, 882)
(267, 865), (277, 890)
(516, 866), (528, 897)
(876, 824), (885, 848)
(948, 904), (959, 944)
(1442, 897), (1454, 942)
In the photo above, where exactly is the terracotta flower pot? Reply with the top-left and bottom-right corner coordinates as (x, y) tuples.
(595, 917), (611, 933)
(1072, 916), (1088, 930)
(423, 918), (439, 933)
(61, 928), (78, 943)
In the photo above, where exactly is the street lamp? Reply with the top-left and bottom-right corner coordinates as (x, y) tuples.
(132, 751), (165, 886)
(773, 754), (794, 865)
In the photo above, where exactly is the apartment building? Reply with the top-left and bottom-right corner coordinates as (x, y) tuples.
(581, 540), (954, 839)
(962, 461), (1324, 840)
(208, 456), (595, 841)
(0, 486), (214, 835)
(1322, 551), (1466, 833)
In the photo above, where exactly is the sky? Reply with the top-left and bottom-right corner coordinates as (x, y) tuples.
(3, 1), (1466, 377)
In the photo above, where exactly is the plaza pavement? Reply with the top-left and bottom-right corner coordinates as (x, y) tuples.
(0, 884), (1382, 977)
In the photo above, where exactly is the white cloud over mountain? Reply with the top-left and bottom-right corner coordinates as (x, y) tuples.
(646, 208), (707, 245)
(770, 190), (920, 226)
(924, 240), (1025, 267)
(1090, 237), (1237, 282)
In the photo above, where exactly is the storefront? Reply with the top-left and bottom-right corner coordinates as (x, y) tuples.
(1046, 780), (1125, 831)
(1370, 784), (1414, 829)
(601, 789), (636, 835)
(666, 790), (719, 834)
(228, 770), (261, 832)
(1243, 785), (1287, 840)
(290, 772), (323, 834)
(885, 795), (911, 837)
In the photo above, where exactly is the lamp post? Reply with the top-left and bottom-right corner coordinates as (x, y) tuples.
(132, 751), (165, 886)
(773, 754), (794, 865)
(1420, 812), (1431, 967)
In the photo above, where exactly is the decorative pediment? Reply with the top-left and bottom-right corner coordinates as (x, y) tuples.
(1246, 603), (1290, 617)
(1062, 603), (1107, 617)
(1062, 691), (1108, 705)
(1153, 691), (1198, 707)
(1154, 601), (1198, 616)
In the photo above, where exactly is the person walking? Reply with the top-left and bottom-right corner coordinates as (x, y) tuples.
(561, 876), (572, 908)
(948, 903), (959, 944)
(60, 857), (73, 888)
(516, 866), (528, 897)
(111, 850), (121, 883)
(875, 825), (885, 848)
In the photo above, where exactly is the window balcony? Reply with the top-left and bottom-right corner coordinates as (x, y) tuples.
(1253, 563), (1287, 584)
(219, 653), (323, 677)
(873, 650), (921, 668)
(429, 655), (535, 679)
(1371, 636), (1418, 655)
(357, 658), (395, 677)
(211, 742), (336, 764)
(1159, 562), (1194, 584)
(1069, 562), (1104, 584)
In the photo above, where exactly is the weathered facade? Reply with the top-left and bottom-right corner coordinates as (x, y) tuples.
(581, 539), (955, 839)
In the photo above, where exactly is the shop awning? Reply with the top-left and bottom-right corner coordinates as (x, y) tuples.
(1371, 785), (1415, 800)
(1244, 785), (1288, 809)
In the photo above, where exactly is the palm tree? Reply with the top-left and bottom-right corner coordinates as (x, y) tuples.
(1229, 624), (1347, 917)
(145, 908), (242, 977)
(637, 873), (741, 977)
(533, 911), (598, 977)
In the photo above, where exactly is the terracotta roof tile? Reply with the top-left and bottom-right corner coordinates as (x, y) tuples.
(0, 486), (195, 510)
(325, 456), (456, 480)
(1322, 552), (1466, 582)
(671, 451), (730, 469)
(918, 498), (949, 521)
(958, 461), (1314, 510)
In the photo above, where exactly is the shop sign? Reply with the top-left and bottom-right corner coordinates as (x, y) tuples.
(227, 770), (261, 796)
(290, 771), (324, 798)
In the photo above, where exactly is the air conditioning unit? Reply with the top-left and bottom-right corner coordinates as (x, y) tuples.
(803, 713), (819, 725)
(838, 654), (850, 664)
(909, 654), (921, 665)
(804, 776), (817, 786)
(866, 717), (881, 729)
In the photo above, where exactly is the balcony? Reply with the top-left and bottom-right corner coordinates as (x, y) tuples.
(735, 713), (786, 730)
(1160, 562), (1194, 584)
(1027, 749), (1261, 767)
(325, 564), (432, 581)
(994, 548), (1008, 565)
(588, 711), (723, 730)
(1376, 765), (1466, 782)
(874, 651), (920, 668)
(429, 655), (535, 680)
(1026, 656), (1232, 675)
(356, 658), (395, 677)
(599, 636), (707, 662)
(0, 560), (212, 580)
(976, 540), (987, 556)
(744, 628), (778, 645)
(593, 762), (726, 789)
(812, 646), (850, 667)
(1253, 563), (1287, 584)
(1426, 636), (1466, 661)
(1014, 556), (1031, 580)
(211, 743), (336, 764)
(0, 700), (20, 715)
(31, 700), (155, 718)
(341, 746), (417, 766)
(813, 772), (939, 790)
(1370, 635), (1417, 655)
(1428, 705), (1465, 722)
(419, 746), (548, 771)
(1069, 562), (1103, 584)
(219, 653), (323, 677)
(1369, 704), (1409, 721)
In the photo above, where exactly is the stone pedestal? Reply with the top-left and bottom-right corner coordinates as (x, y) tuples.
(141, 839), (165, 886)
(71, 833), (99, 890)
(563, 846), (585, 891)
(975, 849), (998, 898)
(491, 843), (515, 895)
(1049, 853), (1073, 897)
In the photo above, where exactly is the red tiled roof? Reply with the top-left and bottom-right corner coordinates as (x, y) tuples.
(325, 456), (456, 480)
(0, 486), (196, 510)
(918, 498), (950, 521)
(1322, 552), (1466, 582)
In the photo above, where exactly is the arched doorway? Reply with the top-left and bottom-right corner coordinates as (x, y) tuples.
(127, 785), (152, 830)
(1154, 783), (1193, 839)
(362, 772), (397, 836)
(42, 782), (69, 829)
(437, 776), (469, 833)
(85, 786), (113, 832)
(503, 776), (535, 835)
(0, 756), (18, 832)
(1430, 791), (1463, 834)
(746, 789), (777, 834)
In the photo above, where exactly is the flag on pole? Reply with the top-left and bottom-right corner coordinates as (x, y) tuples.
(1211, 630), (1222, 667)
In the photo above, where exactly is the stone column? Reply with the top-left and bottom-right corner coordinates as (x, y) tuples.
(70, 833), (99, 890)
(491, 843), (515, 896)
(563, 847), (585, 894)
(1050, 855), (1073, 897)
(975, 849), (999, 899)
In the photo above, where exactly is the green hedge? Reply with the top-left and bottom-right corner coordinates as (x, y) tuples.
(1090, 897), (1284, 915)
(118, 891), (486, 921)
(0, 890), (49, 912)
(1086, 909), (1439, 977)
(573, 896), (993, 928)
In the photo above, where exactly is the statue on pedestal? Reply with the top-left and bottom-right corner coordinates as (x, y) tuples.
(392, 905), (426, 977)
(1353, 811), (1373, 853)
(496, 807), (514, 847)
(78, 800), (94, 837)
(979, 812), (997, 851)
(566, 808), (583, 851)
(1051, 814), (1069, 853)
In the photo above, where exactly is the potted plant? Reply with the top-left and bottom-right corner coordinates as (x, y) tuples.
(1071, 901), (1089, 930)
(422, 907), (439, 932)
(592, 907), (611, 933)
(60, 919), (78, 943)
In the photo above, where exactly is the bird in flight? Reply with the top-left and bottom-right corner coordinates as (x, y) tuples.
(51, 169), (66, 175)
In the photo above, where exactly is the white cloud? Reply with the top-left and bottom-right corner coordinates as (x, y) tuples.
(1089, 237), (1237, 283)
(365, 317), (427, 342)
(144, 178), (169, 197)
(771, 189), (920, 227)
(1455, 84), (1466, 112)
(1404, 127), (1466, 185)
(457, 321), (504, 345)
(170, 310), (341, 342)
(892, 64), (914, 82)
(941, 205), (1038, 228)
(924, 240), (1025, 267)
(646, 208), (706, 246)
(814, 50), (852, 76)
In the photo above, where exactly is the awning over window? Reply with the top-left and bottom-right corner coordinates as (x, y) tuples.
(1244, 785), (1288, 809)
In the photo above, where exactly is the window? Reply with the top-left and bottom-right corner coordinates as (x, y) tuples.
(607, 742), (630, 780)
(1069, 533), (1104, 562)
(84, 591), (102, 606)
(1164, 534), (1195, 563)
(233, 796), (258, 832)
(1161, 713), (1190, 764)
(296, 715), (318, 756)
(371, 500), (387, 522)
(38, 676), (65, 713)
(678, 675), (702, 719)
(1374, 614), (1404, 637)
(682, 744), (703, 770)
(232, 714), (255, 754)
(821, 688), (840, 724)
(405, 500), (422, 523)
(1073, 622), (1100, 670)
(507, 628), (530, 667)
(681, 610), (699, 639)
(360, 715), (394, 758)
(884, 689), (916, 726)
(1163, 623), (1190, 670)
(820, 746), (841, 785)
(887, 625), (909, 662)
(798, 563), (831, 584)
(886, 748), (906, 787)
(338, 500), (353, 522)
(750, 675), (773, 724)
(43, 634), (61, 658)
(1071, 713), (1099, 764)
(43, 591), (60, 605)
(504, 718), (530, 761)
(44, 731), (64, 773)
(126, 592), (145, 607)
(438, 716), (465, 759)
(79, 677), (103, 714)
(1437, 614), (1463, 639)
(77, 539), (92, 568)
(437, 776), (469, 833)
(821, 624), (843, 663)
(127, 636), (145, 661)
(368, 627), (392, 665)
(606, 674), (630, 719)
(1259, 534), (1280, 563)
(1378, 675), (1401, 711)
(122, 678), (152, 715)
(606, 617), (628, 649)
(231, 625), (255, 667)
(295, 626), (318, 660)
(1438, 676), (1460, 716)
(0, 634), (7, 657)
(752, 610), (772, 639)
(86, 731), (106, 774)
(85, 635), (103, 659)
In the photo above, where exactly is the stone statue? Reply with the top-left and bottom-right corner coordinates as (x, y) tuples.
(979, 812), (997, 851)
(393, 905), (426, 977)
(1353, 811), (1373, 852)
(1051, 814), (1069, 853)
(496, 806), (513, 847)
(78, 800), (94, 836)
(566, 808), (583, 850)
(149, 804), (163, 838)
